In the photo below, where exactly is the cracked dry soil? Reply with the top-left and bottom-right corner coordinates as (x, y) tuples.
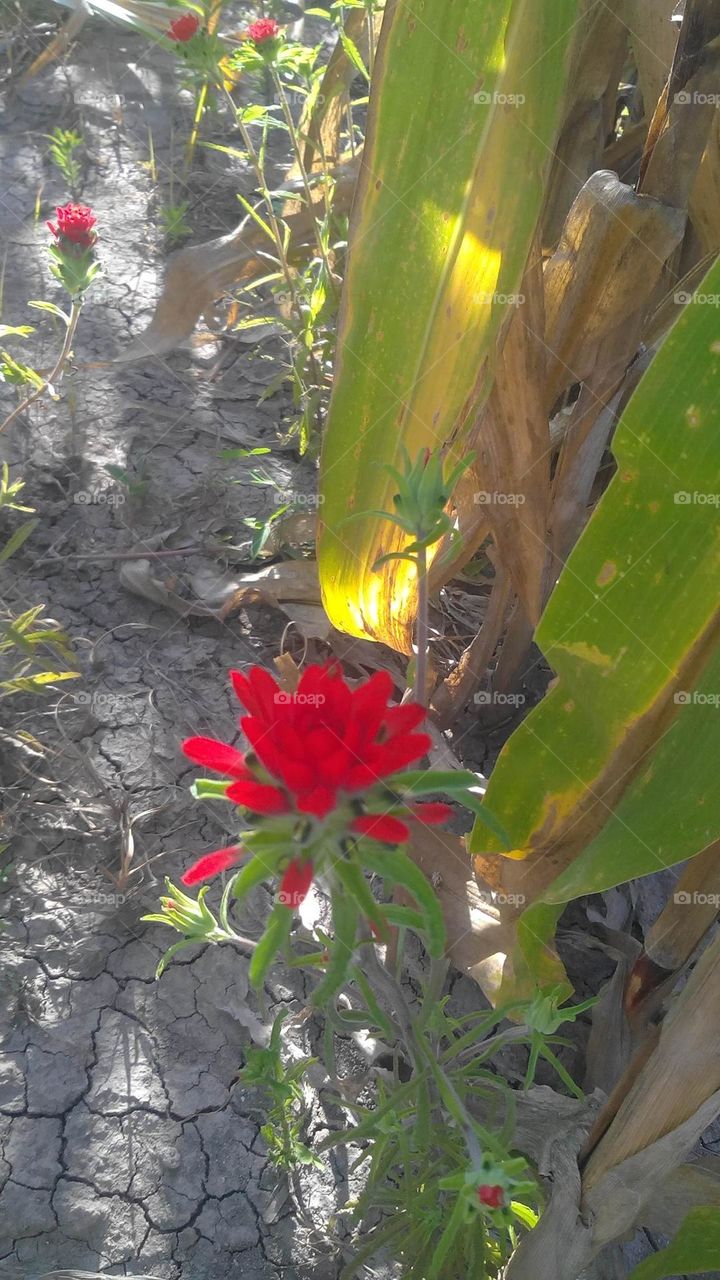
(0, 13), (365, 1279)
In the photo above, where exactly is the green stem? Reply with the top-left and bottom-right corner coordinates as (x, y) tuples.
(185, 78), (209, 173)
(366, 4), (376, 78)
(223, 86), (299, 311)
(413, 543), (429, 704)
(1, 300), (82, 434)
(270, 67), (336, 282)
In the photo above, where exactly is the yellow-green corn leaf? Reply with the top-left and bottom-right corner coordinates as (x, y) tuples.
(470, 256), (720, 994)
(318, 0), (578, 652)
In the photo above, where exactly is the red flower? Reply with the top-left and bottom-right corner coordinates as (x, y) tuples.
(181, 844), (244, 886)
(278, 858), (314, 908)
(168, 12), (200, 41)
(477, 1185), (504, 1209)
(351, 814), (409, 844)
(245, 16), (280, 42)
(350, 802), (452, 846)
(229, 664), (430, 820)
(179, 664), (442, 886)
(47, 203), (96, 249)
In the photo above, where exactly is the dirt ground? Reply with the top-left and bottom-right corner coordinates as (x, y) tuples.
(0, 11), (380, 1277)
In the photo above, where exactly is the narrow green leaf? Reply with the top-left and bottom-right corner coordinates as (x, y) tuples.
(361, 846), (445, 957)
(248, 903), (293, 988)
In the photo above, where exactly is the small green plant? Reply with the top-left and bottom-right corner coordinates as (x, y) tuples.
(159, 199), (192, 245)
(0, 324), (42, 391)
(104, 462), (149, 499)
(0, 465), (78, 699)
(46, 127), (84, 195)
(239, 1010), (322, 1170)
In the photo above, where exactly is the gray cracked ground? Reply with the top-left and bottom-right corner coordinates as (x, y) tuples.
(0, 11), (366, 1277)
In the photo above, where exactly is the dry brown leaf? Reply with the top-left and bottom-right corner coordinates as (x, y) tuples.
(119, 559), (218, 616)
(584, 927), (720, 1189)
(468, 246), (550, 625)
(290, 7), (381, 178)
(220, 559), (322, 615)
(541, 0), (629, 248)
(119, 160), (359, 360)
(404, 824), (511, 996)
(626, 0), (678, 115)
(636, 840), (720, 974)
(543, 170), (686, 409)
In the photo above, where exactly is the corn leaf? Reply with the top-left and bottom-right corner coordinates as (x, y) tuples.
(627, 1207), (720, 1279)
(317, 0), (578, 651)
(470, 254), (720, 994)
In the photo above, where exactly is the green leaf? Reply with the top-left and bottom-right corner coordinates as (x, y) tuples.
(27, 300), (70, 325)
(469, 253), (720, 994)
(190, 779), (232, 800)
(627, 1207), (720, 1279)
(248, 902), (293, 988)
(0, 324), (34, 338)
(311, 883), (359, 1005)
(231, 851), (279, 902)
(318, 0), (578, 652)
(0, 520), (38, 563)
(361, 846), (446, 957)
(338, 29), (368, 78)
(0, 351), (43, 388)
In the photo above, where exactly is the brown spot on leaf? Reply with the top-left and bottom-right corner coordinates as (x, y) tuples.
(597, 561), (617, 587)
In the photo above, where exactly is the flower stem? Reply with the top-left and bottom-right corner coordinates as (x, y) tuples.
(185, 78), (209, 172)
(270, 67), (336, 284)
(1, 300), (82, 434)
(223, 87), (299, 311)
(413, 544), (429, 704)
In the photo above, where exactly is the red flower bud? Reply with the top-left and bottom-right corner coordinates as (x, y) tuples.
(168, 12), (200, 41)
(245, 17), (280, 42)
(350, 814), (410, 844)
(181, 844), (244, 886)
(409, 802), (453, 825)
(477, 1184), (504, 1209)
(47, 203), (96, 249)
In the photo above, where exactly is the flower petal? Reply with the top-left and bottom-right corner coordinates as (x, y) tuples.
(351, 814), (410, 844)
(182, 735), (251, 778)
(278, 858), (314, 908)
(181, 844), (244, 886)
(409, 802), (453, 825)
(382, 703), (426, 738)
(296, 786), (336, 818)
(226, 780), (290, 814)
